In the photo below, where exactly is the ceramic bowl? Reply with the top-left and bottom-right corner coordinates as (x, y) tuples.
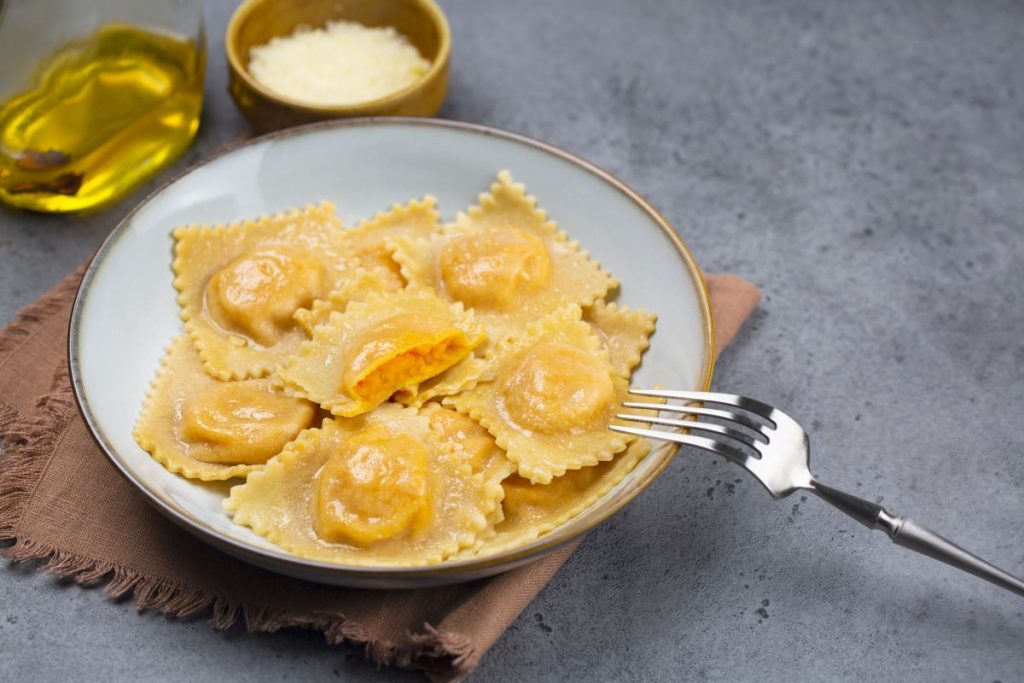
(226, 0), (450, 131)
(69, 118), (714, 588)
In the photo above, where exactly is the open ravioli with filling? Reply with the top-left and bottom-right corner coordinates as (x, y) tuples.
(224, 404), (502, 565)
(391, 346), (490, 408)
(173, 202), (355, 380)
(276, 288), (486, 417)
(390, 171), (617, 346)
(134, 335), (317, 481)
(445, 304), (630, 484)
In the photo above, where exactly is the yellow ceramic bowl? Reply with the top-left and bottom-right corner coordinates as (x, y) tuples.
(225, 0), (450, 131)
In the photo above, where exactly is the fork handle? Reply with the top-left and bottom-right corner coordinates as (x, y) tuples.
(810, 482), (1024, 598)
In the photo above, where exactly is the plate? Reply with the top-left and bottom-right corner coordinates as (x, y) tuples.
(69, 118), (713, 588)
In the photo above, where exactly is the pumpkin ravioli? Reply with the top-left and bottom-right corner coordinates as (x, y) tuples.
(134, 335), (317, 481)
(389, 171), (617, 345)
(173, 202), (355, 380)
(276, 288), (486, 417)
(445, 305), (630, 485)
(224, 405), (502, 565)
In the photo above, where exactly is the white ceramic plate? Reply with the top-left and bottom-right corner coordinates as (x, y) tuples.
(70, 119), (713, 588)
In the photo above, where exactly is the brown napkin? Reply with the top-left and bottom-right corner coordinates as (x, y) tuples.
(0, 266), (759, 681)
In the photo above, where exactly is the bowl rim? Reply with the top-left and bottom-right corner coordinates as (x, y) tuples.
(68, 117), (715, 581)
(225, 0), (452, 115)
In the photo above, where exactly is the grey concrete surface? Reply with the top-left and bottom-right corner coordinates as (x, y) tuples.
(2, 0), (1023, 680)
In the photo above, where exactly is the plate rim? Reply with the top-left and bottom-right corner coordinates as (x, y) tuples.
(67, 116), (715, 581)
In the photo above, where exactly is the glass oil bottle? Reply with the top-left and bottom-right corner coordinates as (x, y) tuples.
(0, 0), (205, 212)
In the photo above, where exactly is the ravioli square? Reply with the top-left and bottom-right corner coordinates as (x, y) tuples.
(173, 202), (356, 380)
(390, 171), (618, 345)
(134, 335), (318, 481)
(276, 288), (486, 417)
(445, 304), (630, 484)
(224, 404), (503, 566)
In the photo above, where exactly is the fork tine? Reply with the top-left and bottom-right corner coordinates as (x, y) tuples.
(610, 425), (756, 468)
(621, 401), (765, 433)
(615, 413), (764, 445)
(628, 388), (778, 424)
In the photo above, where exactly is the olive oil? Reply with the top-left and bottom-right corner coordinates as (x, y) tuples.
(0, 24), (204, 212)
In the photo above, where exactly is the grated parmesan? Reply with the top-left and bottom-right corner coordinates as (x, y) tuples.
(248, 20), (431, 106)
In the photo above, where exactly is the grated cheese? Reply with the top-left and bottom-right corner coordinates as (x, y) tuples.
(248, 20), (431, 106)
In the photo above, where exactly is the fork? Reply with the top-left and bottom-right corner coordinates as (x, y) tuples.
(611, 388), (1024, 598)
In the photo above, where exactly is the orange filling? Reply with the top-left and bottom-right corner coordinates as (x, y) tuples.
(343, 313), (478, 404)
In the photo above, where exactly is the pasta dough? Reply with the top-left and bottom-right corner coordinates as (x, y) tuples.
(390, 171), (617, 345)
(471, 437), (653, 558)
(134, 335), (317, 481)
(277, 288), (485, 417)
(445, 305), (631, 484)
(423, 403), (515, 487)
(292, 266), (401, 335)
(224, 405), (503, 565)
(584, 300), (657, 378)
(173, 202), (355, 380)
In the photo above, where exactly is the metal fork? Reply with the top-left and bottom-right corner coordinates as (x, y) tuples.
(611, 388), (1024, 598)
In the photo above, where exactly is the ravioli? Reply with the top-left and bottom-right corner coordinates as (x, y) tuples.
(276, 288), (486, 417)
(445, 305), (630, 484)
(390, 171), (617, 345)
(173, 202), (355, 380)
(134, 335), (317, 481)
(468, 437), (653, 558)
(584, 300), (657, 378)
(224, 405), (502, 565)
(347, 196), (441, 286)
(292, 266), (401, 336)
